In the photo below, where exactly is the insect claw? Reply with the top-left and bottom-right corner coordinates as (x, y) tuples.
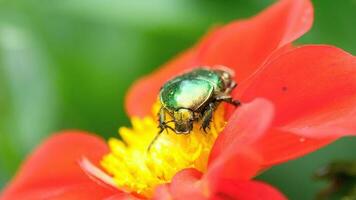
(200, 126), (209, 134)
(232, 100), (241, 107)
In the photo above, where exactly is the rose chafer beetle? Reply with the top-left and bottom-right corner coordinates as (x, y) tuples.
(148, 67), (240, 150)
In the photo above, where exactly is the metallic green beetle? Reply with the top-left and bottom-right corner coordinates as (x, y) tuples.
(148, 67), (240, 150)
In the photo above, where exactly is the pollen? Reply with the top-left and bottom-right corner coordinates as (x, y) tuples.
(100, 102), (226, 197)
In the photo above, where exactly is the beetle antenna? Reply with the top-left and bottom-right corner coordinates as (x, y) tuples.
(147, 125), (176, 152)
(147, 128), (164, 152)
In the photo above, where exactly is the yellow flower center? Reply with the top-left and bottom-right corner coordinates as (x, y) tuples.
(100, 102), (226, 197)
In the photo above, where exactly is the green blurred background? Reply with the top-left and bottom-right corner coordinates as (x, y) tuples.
(0, 0), (355, 199)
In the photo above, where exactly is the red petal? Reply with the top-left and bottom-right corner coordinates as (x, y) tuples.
(0, 131), (118, 200)
(169, 169), (206, 200)
(207, 98), (275, 180)
(125, 0), (313, 117)
(198, 0), (313, 82)
(125, 48), (198, 117)
(152, 185), (174, 200)
(105, 193), (143, 200)
(155, 169), (286, 200)
(236, 45), (356, 165)
(238, 45), (356, 133)
(209, 180), (286, 200)
(280, 96), (356, 138)
(254, 128), (334, 166)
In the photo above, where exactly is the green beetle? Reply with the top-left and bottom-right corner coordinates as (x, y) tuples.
(148, 67), (240, 150)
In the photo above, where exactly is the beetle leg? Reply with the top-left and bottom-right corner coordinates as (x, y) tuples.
(216, 95), (241, 107)
(159, 108), (177, 134)
(200, 102), (216, 133)
(225, 80), (237, 93)
(158, 107), (166, 128)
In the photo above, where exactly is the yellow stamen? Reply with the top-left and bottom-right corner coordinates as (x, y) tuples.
(100, 102), (226, 197)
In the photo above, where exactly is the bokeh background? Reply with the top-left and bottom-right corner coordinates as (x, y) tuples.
(0, 0), (355, 199)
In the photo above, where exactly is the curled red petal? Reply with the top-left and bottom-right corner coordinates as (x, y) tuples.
(155, 169), (286, 200)
(153, 185), (174, 200)
(169, 169), (206, 200)
(125, 0), (313, 117)
(207, 98), (275, 180)
(209, 180), (287, 200)
(0, 131), (119, 200)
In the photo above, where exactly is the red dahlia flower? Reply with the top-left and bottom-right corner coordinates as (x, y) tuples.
(1, 0), (356, 199)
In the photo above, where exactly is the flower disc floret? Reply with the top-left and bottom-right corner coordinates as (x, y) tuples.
(101, 103), (226, 196)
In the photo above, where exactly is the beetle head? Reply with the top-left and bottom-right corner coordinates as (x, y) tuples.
(173, 108), (194, 134)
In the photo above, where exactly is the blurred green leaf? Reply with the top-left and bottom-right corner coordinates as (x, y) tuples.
(0, 18), (58, 186)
